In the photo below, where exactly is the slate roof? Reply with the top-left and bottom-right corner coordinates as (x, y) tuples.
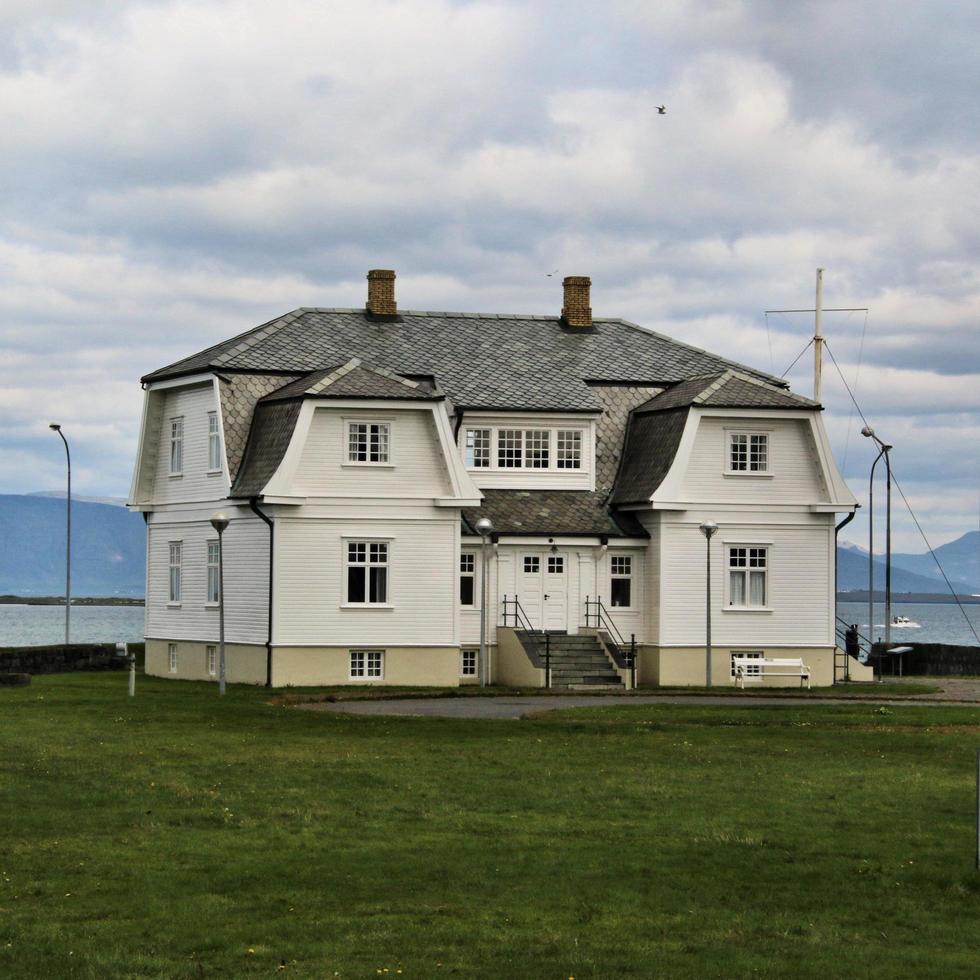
(260, 358), (440, 403)
(637, 370), (819, 413)
(144, 308), (787, 413)
(462, 490), (646, 539)
(229, 400), (303, 498)
(609, 408), (690, 506)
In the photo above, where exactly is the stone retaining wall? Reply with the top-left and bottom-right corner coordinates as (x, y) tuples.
(871, 642), (980, 676)
(0, 643), (132, 675)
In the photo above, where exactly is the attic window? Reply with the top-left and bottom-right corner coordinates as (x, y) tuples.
(348, 421), (390, 464)
(728, 431), (769, 474)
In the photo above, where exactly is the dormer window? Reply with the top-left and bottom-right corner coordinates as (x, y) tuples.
(466, 425), (585, 473)
(556, 430), (582, 469)
(169, 417), (183, 475)
(465, 428), (490, 467)
(728, 431), (769, 474)
(348, 421), (390, 464)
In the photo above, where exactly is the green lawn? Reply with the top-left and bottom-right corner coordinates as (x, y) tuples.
(2, 675), (979, 978)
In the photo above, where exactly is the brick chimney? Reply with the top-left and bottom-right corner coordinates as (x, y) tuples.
(366, 269), (397, 318)
(561, 275), (592, 329)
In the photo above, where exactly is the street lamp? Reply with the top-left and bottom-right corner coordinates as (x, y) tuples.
(210, 511), (230, 696)
(699, 520), (719, 687)
(861, 426), (893, 672)
(475, 517), (494, 688)
(48, 424), (71, 646)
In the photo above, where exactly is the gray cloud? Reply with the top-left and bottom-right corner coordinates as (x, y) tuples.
(1, 0), (978, 552)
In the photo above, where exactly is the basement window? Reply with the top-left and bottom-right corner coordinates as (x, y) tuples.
(350, 650), (384, 679)
(461, 649), (478, 677)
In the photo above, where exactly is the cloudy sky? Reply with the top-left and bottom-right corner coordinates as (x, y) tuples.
(1, 0), (977, 551)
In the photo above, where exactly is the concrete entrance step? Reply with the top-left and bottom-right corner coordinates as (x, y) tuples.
(565, 683), (625, 691)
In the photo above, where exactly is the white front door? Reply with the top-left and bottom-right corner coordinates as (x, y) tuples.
(518, 553), (569, 631)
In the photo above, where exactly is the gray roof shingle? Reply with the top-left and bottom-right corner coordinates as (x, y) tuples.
(261, 358), (440, 403)
(229, 401), (302, 498)
(609, 408), (690, 506)
(636, 370), (819, 413)
(143, 308), (787, 412)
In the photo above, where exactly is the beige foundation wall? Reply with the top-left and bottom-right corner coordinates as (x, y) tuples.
(495, 629), (545, 688)
(645, 646), (836, 688)
(272, 646), (462, 688)
(145, 639), (267, 685)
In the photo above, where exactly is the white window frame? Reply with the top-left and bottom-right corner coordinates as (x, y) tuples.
(206, 644), (217, 677)
(609, 554), (634, 609)
(207, 411), (222, 472)
(459, 552), (476, 607)
(726, 544), (770, 609)
(206, 540), (220, 605)
(350, 649), (384, 680)
(343, 539), (392, 607)
(169, 417), (184, 476)
(463, 425), (587, 474)
(461, 649), (478, 677)
(345, 420), (391, 465)
(464, 428), (491, 468)
(168, 643), (178, 674)
(168, 541), (182, 605)
(730, 650), (763, 679)
(725, 429), (772, 476)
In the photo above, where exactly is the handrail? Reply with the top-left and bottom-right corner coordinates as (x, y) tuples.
(501, 595), (552, 688)
(583, 596), (637, 689)
(836, 614), (873, 654)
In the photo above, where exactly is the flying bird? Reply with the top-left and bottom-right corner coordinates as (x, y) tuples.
(546, 269), (559, 277)
(657, 105), (667, 114)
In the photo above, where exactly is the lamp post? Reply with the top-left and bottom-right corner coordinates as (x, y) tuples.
(862, 427), (893, 670)
(210, 511), (230, 696)
(475, 517), (494, 688)
(48, 424), (71, 646)
(699, 521), (718, 687)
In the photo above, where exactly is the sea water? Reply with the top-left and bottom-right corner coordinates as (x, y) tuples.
(838, 600), (980, 647)
(0, 604), (146, 647)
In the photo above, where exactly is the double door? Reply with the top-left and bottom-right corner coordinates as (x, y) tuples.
(518, 552), (570, 632)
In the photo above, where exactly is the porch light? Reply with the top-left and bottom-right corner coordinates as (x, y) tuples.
(475, 518), (494, 687)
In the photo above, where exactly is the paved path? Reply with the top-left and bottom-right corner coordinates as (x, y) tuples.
(300, 688), (980, 721)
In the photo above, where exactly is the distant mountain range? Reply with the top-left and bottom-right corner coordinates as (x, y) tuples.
(837, 532), (979, 595)
(0, 494), (145, 597)
(0, 491), (977, 599)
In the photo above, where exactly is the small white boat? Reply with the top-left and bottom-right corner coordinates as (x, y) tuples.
(891, 615), (921, 628)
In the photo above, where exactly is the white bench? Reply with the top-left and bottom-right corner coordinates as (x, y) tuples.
(733, 657), (811, 690)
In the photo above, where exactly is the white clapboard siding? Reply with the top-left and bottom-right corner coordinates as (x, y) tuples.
(275, 518), (457, 646)
(151, 384), (225, 504)
(681, 417), (825, 504)
(145, 519), (269, 644)
(659, 521), (833, 646)
(644, 519), (662, 644)
(293, 408), (452, 498)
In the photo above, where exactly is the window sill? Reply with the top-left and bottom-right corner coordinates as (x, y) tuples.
(341, 462), (395, 469)
(168, 473), (183, 479)
(722, 606), (773, 614)
(340, 603), (395, 610)
(206, 469), (223, 476)
(723, 472), (774, 479)
(205, 602), (219, 609)
(167, 602), (182, 608)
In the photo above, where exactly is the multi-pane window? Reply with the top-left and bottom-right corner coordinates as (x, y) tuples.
(523, 556), (540, 574)
(498, 429), (523, 468)
(206, 541), (220, 604)
(168, 643), (178, 673)
(461, 649), (478, 677)
(547, 555), (564, 574)
(460, 553), (476, 606)
(556, 430), (582, 469)
(729, 432), (769, 473)
(346, 541), (389, 604)
(729, 546), (768, 607)
(610, 555), (633, 608)
(350, 650), (384, 679)
(168, 542), (182, 603)
(525, 430), (550, 468)
(465, 428), (491, 468)
(169, 418), (183, 475)
(206, 645), (217, 677)
(208, 412), (222, 471)
(348, 422), (390, 463)
(730, 651), (763, 679)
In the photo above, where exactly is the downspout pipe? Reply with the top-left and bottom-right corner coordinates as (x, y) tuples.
(249, 497), (274, 688)
(835, 507), (858, 681)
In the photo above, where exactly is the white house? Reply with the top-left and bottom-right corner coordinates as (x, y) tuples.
(128, 271), (857, 688)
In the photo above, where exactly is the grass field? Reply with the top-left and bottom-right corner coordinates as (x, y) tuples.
(1, 674), (979, 978)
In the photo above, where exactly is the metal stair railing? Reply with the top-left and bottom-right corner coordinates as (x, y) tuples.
(501, 595), (552, 689)
(835, 615), (874, 682)
(583, 596), (637, 689)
